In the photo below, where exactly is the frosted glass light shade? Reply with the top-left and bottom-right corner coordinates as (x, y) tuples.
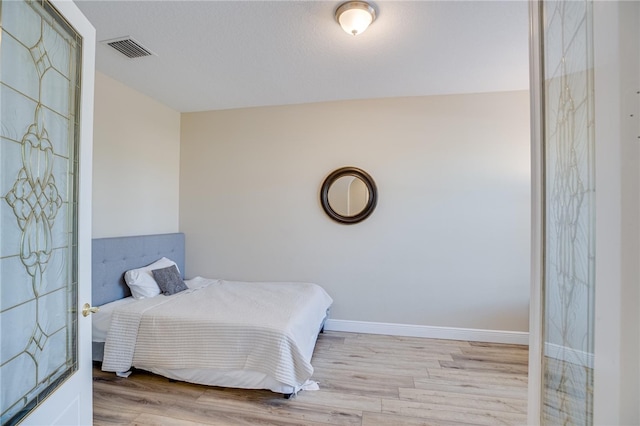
(335, 1), (376, 36)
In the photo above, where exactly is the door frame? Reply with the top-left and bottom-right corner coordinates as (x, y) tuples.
(526, 1), (543, 423)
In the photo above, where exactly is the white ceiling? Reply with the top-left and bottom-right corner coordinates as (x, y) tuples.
(75, 0), (530, 113)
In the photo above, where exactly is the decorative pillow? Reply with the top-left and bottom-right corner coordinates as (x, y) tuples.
(124, 257), (179, 299)
(152, 265), (188, 296)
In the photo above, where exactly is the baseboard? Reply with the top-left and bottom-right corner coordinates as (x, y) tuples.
(323, 319), (529, 345)
(544, 342), (594, 368)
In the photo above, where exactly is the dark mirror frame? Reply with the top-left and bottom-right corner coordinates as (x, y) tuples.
(320, 166), (378, 224)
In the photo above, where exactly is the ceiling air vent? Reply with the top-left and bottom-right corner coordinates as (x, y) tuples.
(102, 37), (155, 59)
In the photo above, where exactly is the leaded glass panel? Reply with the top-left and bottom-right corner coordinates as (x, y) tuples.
(0, 1), (82, 424)
(541, 0), (595, 424)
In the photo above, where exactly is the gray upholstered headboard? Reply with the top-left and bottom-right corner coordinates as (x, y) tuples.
(92, 233), (185, 306)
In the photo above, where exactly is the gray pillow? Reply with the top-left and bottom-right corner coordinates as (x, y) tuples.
(152, 265), (188, 295)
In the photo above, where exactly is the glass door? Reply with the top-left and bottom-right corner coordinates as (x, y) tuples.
(0, 1), (90, 424)
(539, 0), (596, 424)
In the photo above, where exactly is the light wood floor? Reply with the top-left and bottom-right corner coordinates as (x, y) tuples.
(93, 331), (528, 425)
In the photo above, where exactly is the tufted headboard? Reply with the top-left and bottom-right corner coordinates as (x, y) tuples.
(92, 233), (185, 306)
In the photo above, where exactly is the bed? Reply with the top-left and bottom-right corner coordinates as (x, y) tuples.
(91, 233), (333, 396)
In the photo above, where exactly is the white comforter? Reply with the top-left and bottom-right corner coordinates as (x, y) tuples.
(102, 277), (332, 388)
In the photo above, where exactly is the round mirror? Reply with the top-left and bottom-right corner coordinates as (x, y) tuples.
(320, 167), (377, 224)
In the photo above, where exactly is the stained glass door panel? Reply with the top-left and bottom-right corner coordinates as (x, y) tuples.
(541, 0), (595, 424)
(0, 1), (82, 424)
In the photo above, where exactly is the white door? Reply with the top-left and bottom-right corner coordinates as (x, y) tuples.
(529, 1), (640, 423)
(528, 1), (596, 424)
(0, 1), (95, 424)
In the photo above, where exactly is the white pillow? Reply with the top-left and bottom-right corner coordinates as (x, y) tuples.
(124, 257), (180, 299)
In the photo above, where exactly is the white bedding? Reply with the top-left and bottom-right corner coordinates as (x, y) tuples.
(98, 277), (332, 393)
(92, 297), (136, 343)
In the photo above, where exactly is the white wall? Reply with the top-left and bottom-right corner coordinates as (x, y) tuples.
(180, 91), (531, 332)
(92, 72), (181, 238)
(593, 1), (640, 423)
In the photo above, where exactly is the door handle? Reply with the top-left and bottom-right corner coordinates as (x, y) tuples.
(82, 303), (99, 317)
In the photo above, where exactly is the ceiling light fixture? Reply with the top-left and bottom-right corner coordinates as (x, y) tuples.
(335, 1), (376, 36)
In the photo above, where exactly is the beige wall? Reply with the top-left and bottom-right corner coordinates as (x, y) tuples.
(180, 91), (531, 332)
(92, 72), (180, 238)
(592, 1), (640, 422)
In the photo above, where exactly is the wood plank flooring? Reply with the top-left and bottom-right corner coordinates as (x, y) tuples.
(93, 331), (528, 425)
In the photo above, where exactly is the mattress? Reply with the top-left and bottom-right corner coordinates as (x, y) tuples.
(93, 277), (332, 394)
